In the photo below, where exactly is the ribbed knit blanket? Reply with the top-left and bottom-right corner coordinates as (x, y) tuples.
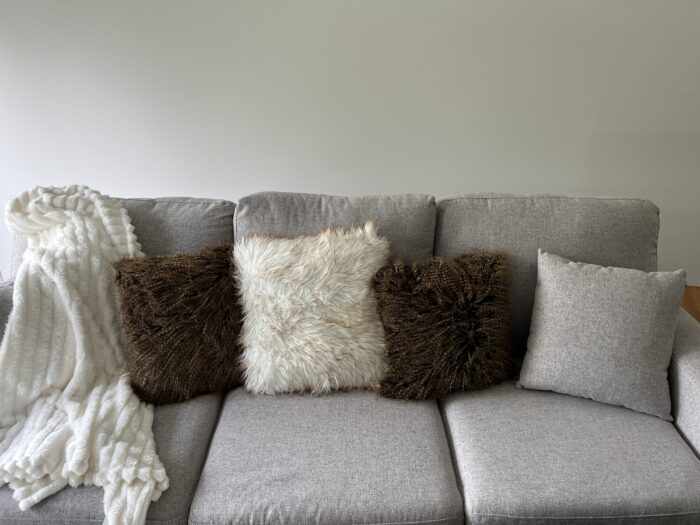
(0, 186), (168, 524)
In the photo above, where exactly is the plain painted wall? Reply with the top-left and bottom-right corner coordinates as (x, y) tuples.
(1, 0), (699, 282)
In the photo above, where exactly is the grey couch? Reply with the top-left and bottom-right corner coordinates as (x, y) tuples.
(1, 192), (699, 525)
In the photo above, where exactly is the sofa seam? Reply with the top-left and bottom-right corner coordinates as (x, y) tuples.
(436, 196), (660, 218)
(432, 204), (440, 257)
(183, 392), (230, 525)
(232, 203), (239, 240)
(0, 513), (187, 525)
(187, 515), (464, 525)
(117, 197), (235, 206)
(470, 509), (700, 520)
(675, 422), (700, 459)
(437, 400), (467, 520)
(0, 516), (104, 525)
(0, 508), (191, 524)
(239, 191), (435, 201)
(437, 195), (655, 205)
(163, 392), (227, 525)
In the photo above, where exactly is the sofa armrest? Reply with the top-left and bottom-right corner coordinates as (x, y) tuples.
(670, 309), (700, 456)
(0, 279), (12, 341)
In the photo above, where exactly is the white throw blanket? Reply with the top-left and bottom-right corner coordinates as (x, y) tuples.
(0, 186), (168, 524)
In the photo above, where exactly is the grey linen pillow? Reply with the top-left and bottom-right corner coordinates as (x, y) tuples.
(518, 250), (686, 419)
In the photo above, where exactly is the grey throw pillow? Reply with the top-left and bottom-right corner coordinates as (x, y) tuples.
(518, 250), (686, 419)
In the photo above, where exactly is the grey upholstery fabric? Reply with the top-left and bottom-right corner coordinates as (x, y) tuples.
(235, 191), (436, 263)
(441, 383), (700, 525)
(435, 194), (660, 354)
(189, 389), (464, 525)
(10, 197), (236, 276)
(519, 251), (685, 420)
(0, 280), (11, 341)
(0, 394), (221, 525)
(121, 198), (235, 256)
(671, 310), (700, 457)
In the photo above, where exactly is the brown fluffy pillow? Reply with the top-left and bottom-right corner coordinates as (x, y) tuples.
(372, 252), (512, 400)
(114, 244), (242, 405)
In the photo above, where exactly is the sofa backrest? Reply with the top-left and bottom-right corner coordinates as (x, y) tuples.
(435, 194), (660, 356)
(120, 198), (235, 255)
(10, 197), (236, 277)
(234, 191), (436, 263)
(9, 191), (661, 359)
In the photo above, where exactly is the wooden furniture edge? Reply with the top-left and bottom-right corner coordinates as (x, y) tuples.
(682, 286), (700, 323)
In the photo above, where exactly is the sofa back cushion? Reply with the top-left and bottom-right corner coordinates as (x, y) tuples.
(11, 197), (236, 276)
(435, 194), (659, 355)
(234, 192), (436, 263)
(120, 198), (236, 255)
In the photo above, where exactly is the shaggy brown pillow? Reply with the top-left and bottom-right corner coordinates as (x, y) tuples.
(114, 244), (242, 405)
(372, 252), (512, 400)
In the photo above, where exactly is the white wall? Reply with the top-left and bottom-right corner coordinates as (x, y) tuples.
(1, 0), (699, 282)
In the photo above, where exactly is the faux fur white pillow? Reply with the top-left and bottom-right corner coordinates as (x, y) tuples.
(234, 222), (391, 394)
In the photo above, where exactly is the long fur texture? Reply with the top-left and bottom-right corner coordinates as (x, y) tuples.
(372, 252), (513, 400)
(114, 244), (243, 405)
(234, 222), (391, 394)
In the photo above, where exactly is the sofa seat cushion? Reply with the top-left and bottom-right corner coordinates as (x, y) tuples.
(189, 389), (464, 525)
(441, 383), (700, 525)
(0, 394), (221, 525)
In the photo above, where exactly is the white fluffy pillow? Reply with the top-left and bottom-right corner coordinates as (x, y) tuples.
(234, 222), (391, 394)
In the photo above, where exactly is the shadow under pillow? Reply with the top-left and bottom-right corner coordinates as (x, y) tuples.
(114, 244), (242, 405)
(372, 252), (512, 400)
